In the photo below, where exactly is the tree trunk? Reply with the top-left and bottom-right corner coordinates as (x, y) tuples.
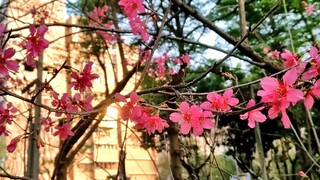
(168, 122), (183, 180)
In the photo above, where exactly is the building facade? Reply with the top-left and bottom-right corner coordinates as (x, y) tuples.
(2, 0), (158, 179)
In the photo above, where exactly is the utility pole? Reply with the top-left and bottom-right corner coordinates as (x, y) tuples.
(250, 86), (267, 180)
(26, 54), (43, 179)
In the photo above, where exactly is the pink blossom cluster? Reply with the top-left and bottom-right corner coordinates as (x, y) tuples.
(149, 53), (191, 78)
(115, 92), (169, 135)
(118, 0), (150, 42)
(301, 1), (315, 15)
(51, 92), (94, 118)
(150, 52), (169, 77)
(168, 89), (239, 135)
(0, 103), (17, 136)
(46, 61), (98, 141)
(263, 47), (280, 59)
(23, 25), (49, 67)
(29, 6), (49, 24)
(70, 61), (99, 92)
(0, 24), (19, 77)
(259, 47), (320, 128)
(88, 5), (116, 44)
(200, 89), (239, 112)
(0, 103), (19, 153)
(0, 48), (19, 77)
(170, 102), (214, 136)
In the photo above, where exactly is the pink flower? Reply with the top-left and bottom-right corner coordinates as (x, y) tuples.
(192, 110), (214, 136)
(257, 69), (304, 128)
(304, 79), (320, 109)
(78, 95), (94, 111)
(240, 99), (266, 128)
(302, 46), (320, 80)
(299, 170), (307, 177)
(258, 69), (303, 105)
(129, 17), (150, 42)
(267, 50), (280, 59)
(88, 6), (116, 43)
(305, 3), (315, 16)
(118, 0), (145, 18)
(7, 136), (21, 153)
(115, 92), (139, 120)
(40, 117), (53, 132)
(173, 58), (182, 65)
(181, 54), (190, 64)
(170, 102), (200, 134)
(24, 25), (49, 67)
(144, 115), (169, 135)
(95, 22), (116, 43)
(263, 47), (270, 55)
(51, 92), (76, 118)
(53, 123), (74, 141)
(280, 50), (299, 68)
(70, 61), (99, 92)
(201, 89), (239, 112)
(0, 48), (19, 77)
(88, 5), (109, 21)
(0, 102), (17, 125)
(169, 102), (213, 135)
(0, 125), (9, 136)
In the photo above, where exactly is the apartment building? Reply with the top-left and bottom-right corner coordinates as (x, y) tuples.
(2, 0), (158, 179)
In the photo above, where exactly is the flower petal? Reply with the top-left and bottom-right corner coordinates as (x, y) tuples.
(169, 112), (182, 122)
(180, 122), (191, 134)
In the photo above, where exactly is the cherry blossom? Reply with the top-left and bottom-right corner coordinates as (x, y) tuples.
(192, 109), (214, 136)
(181, 54), (190, 64)
(88, 5), (109, 21)
(257, 69), (304, 128)
(30, 6), (49, 23)
(0, 125), (9, 136)
(118, 0), (145, 18)
(88, 5), (116, 43)
(129, 106), (151, 129)
(201, 89), (239, 112)
(129, 17), (150, 42)
(170, 102), (199, 134)
(24, 25), (49, 67)
(0, 102), (17, 125)
(280, 50), (299, 68)
(305, 3), (315, 16)
(170, 102), (212, 135)
(144, 115), (169, 135)
(267, 50), (281, 59)
(40, 117), (53, 132)
(51, 92), (70, 117)
(0, 48), (19, 77)
(304, 79), (320, 109)
(7, 136), (21, 153)
(240, 99), (266, 128)
(51, 92), (78, 118)
(70, 61), (99, 92)
(115, 92), (139, 120)
(78, 95), (94, 111)
(53, 123), (74, 141)
(299, 170), (307, 177)
(302, 46), (320, 80)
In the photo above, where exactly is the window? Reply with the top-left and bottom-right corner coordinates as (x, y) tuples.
(97, 162), (118, 170)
